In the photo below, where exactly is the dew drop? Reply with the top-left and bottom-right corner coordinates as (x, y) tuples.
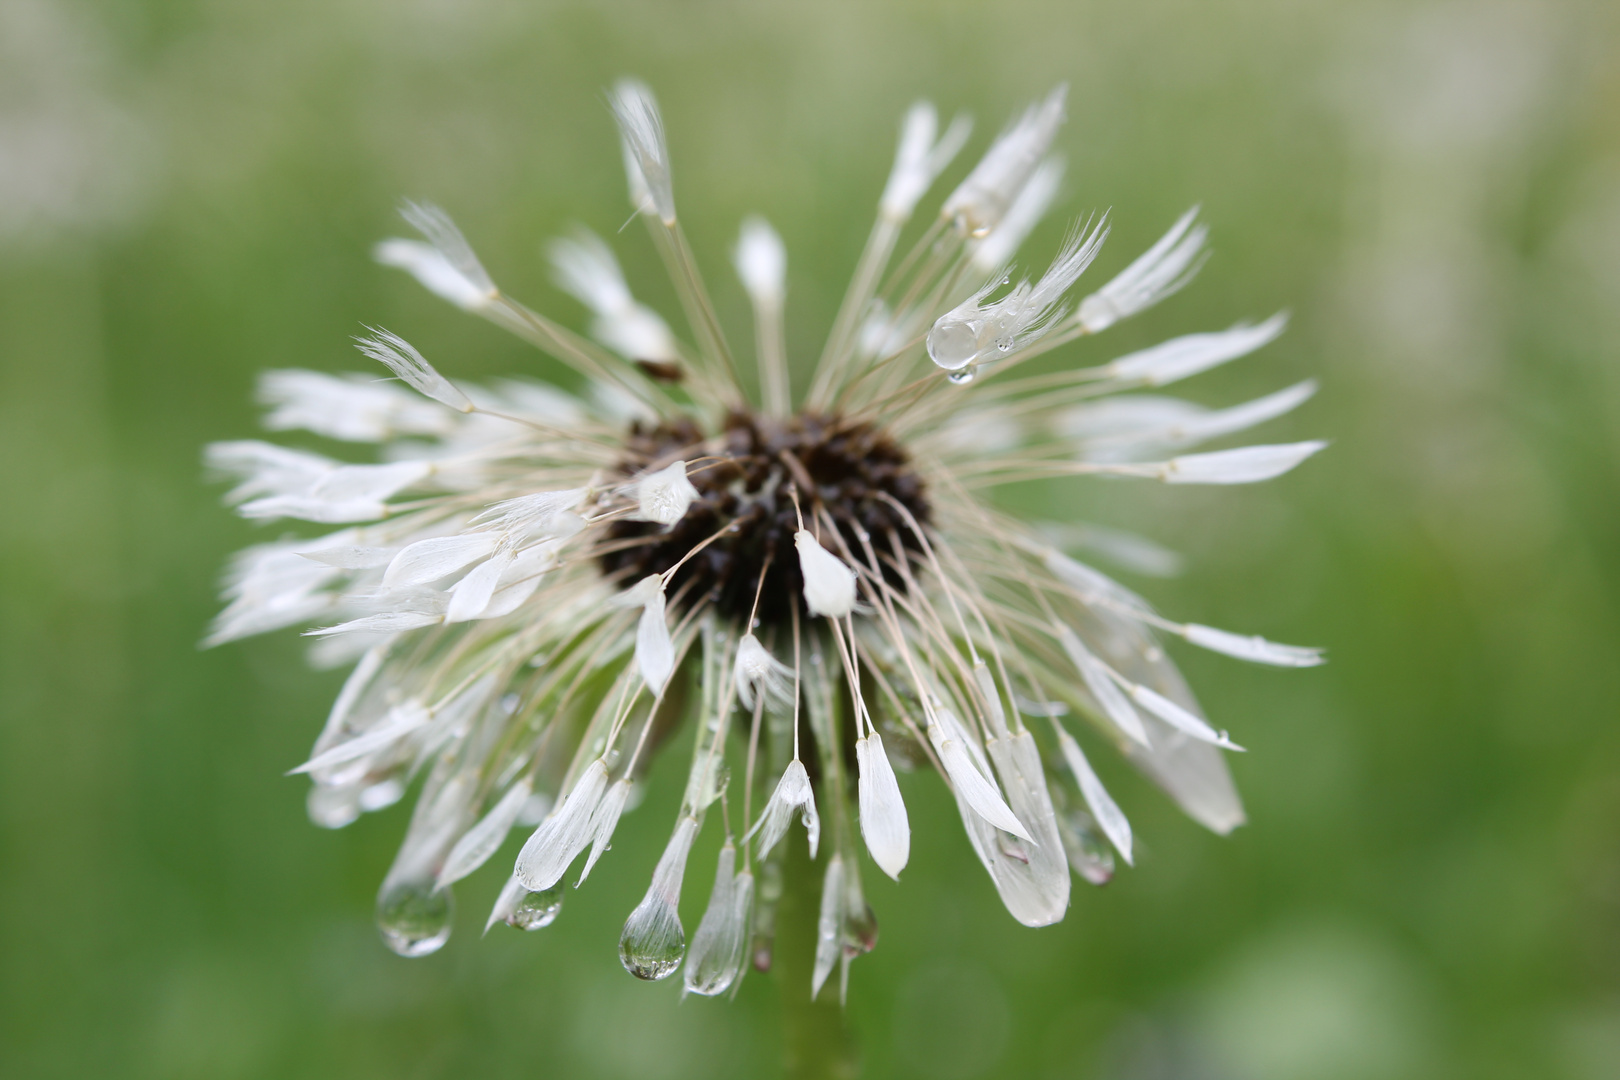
(1056, 809), (1114, 886)
(307, 784), (360, 829)
(359, 777), (404, 812)
(947, 366), (977, 385)
(376, 878), (454, 957)
(845, 902), (879, 954)
(508, 885), (564, 930)
(925, 319), (979, 371)
(619, 902), (685, 980)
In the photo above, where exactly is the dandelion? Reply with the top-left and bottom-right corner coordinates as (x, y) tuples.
(206, 81), (1324, 999)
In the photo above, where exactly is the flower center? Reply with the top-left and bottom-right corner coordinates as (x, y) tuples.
(600, 412), (930, 626)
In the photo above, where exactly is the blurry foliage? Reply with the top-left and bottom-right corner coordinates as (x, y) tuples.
(3, 0), (1620, 1077)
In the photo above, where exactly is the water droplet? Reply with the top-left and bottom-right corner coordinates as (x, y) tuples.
(376, 878), (454, 957)
(307, 784), (360, 829)
(845, 903), (879, 954)
(1057, 809), (1114, 886)
(508, 885), (563, 930)
(994, 334), (1015, 353)
(359, 777), (404, 812)
(751, 939), (774, 973)
(926, 319), (979, 371)
(948, 366), (977, 385)
(619, 901), (685, 980)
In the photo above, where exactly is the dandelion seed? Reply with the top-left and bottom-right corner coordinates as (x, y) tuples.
(636, 460), (701, 526)
(577, 778), (632, 885)
(549, 227), (680, 362)
(515, 760), (610, 892)
(971, 155), (1066, 274)
(1147, 441), (1327, 485)
(355, 329), (472, 412)
(1053, 726), (1132, 864)
(684, 841), (752, 997)
(749, 759), (820, 859)
(374, 202), (498, 312)
(1103, 315), (1289, 388)
(610, 79), (675, 225)
(795, 530), (856, 618)
(881, 102), (972, 222)
(734, 216), (786, 309)
(620, 815), (699, 980)
(1183, 623), (1325, 667)
(734, 633), (792, 711)
(927, 711), (1032, 841)
(614, 574), (675, 692)
(856, 732), (910, 880)
(926, 217), (1107, 372)
(1077, 206), (1208, 333)
(207, 80), (1323, 993)
(943, 84), (1067, 236)
(438, 777), (534, 889)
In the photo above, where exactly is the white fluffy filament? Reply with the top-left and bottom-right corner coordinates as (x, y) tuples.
(373, 201), (498, 312)
(1078, 206), (1208, 333)
(610, 79), (676, 224)
(355, 329), (473, 412)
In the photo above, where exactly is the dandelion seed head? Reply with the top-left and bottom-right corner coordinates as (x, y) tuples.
(205, 81), (1324, 991)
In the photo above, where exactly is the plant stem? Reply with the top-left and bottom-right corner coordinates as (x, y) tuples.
(776, 828), (858, 1079)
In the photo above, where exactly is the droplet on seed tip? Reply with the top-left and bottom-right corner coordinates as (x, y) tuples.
(508, 884), (564, 930)
(376, 878), (454, 957)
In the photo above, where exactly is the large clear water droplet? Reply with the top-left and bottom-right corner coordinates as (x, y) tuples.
(508, 885), (564, 930)
(376, 879), (454, 957)
(619, 901), (685, 980)
(926, 319), (979, 371)
(947, 366), (977, 385)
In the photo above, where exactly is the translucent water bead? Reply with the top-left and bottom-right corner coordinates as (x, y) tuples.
(925, 309), (1020, 374)
(509, 885), (564, 930)
(376, 878), (454, 957)
(619, 902), (685, 980)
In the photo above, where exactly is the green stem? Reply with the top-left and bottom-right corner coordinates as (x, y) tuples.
(775, 828), (858, 1080)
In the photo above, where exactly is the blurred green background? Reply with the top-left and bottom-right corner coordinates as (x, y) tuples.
(4, 0), (1620, 1077)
